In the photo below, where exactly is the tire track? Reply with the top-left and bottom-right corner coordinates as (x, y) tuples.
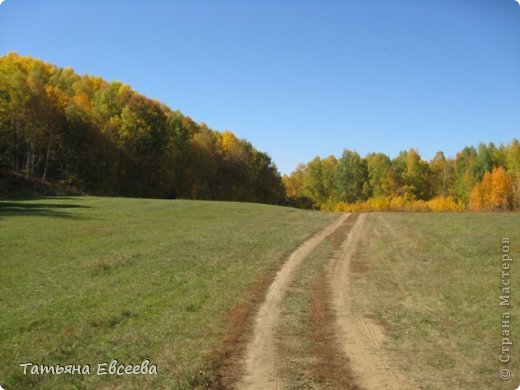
(331, 213), (407, 390)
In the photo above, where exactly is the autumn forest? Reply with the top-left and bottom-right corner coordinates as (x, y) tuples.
(1, 53), (519, 211)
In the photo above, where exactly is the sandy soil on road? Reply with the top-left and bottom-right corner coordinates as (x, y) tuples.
(331, 213), (407, 390)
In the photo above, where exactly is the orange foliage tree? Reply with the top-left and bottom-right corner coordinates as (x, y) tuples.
(470, 167), (512, 210)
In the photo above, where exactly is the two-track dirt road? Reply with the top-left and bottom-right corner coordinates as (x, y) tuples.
(235, 213), (349, 389)
(236, 213), (405, 390)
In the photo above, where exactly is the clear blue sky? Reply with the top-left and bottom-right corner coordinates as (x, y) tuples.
(1, 0), (519, 174)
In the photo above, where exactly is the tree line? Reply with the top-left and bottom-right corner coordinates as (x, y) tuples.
(1, 53), (518, 211)
(283, 141), (520, 211)
(0, 53), (284, 203)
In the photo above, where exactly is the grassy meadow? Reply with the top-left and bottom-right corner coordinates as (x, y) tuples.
(1, 196), (519, 389)
(0, 196), (337, 389)
(352, 212), (520, 389)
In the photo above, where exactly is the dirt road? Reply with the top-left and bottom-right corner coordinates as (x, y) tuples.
(236, 212), (405, 389)
(236, 213), (349, 389)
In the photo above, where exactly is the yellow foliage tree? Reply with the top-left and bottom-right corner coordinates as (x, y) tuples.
(219, 131), (245, 161)
(283, 165), (305, 199)
(490, 167), (512, 209)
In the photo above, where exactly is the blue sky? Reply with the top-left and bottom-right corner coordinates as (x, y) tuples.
(1, 0), (519, 174)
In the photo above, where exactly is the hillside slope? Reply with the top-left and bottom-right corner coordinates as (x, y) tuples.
(0, 53), (284, 203)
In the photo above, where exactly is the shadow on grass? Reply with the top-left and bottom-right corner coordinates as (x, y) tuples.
(0, 201), (91, 219)
(0, 194), (81, 201)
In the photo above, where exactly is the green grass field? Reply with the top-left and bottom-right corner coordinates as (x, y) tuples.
(0, 196), (337, 389)
(353, 212), (520, 389)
